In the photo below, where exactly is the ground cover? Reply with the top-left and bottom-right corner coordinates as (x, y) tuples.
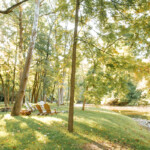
(100, 106), (150, 120)
(0, 103), (150, 150)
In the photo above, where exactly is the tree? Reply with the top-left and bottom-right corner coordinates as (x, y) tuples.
(68, 0), (80, 132)
(11, 0), (40, 116)
(0, 0), (28, 14)
(0, 0), (149, 117)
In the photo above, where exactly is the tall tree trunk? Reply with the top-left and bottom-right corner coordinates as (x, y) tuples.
(82, 86), (88, 111)
(82, 99), (86, 111)
(60, 87), (64, 104)
(17, 0), (24, 83)
(28, 87), (31, 102)
(58, 88), (60, 106)
(51, 83), (55, 102)
(31, 71), (38, 103)
(43, 27), (51, 101)
(67, 73), (70, 106)
(42, 54), (48, 101)
(7, 83), (10, 105)
(11, 44), (17, 104)
(35, 77), (41, 103)
(11, 0), (40, 116)
(60, 70), (66, 104)
(0, 74), (7, 107)
(34, 72), (39, 103)
(68, 0), (80, 132)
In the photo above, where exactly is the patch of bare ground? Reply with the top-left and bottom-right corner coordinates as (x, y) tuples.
(82, 141), (129, 150)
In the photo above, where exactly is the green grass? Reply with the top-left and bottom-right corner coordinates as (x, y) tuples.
(111, 110), (150, 120)
(0, 104), (150, 150)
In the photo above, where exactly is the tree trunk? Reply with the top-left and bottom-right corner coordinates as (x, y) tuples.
(60, 69), (66, 104)
(42, 54), (48, 102)
(82, 99), (86, 111)
(34, 72), (40, 103)
(60, 87), (64, 104)
(28, 87), (31, 102)
(35, 78), (41, 103)
(0, 74), (7, 107)
(23, 95), (25, 103)
(43, 28), (51, 101)
(51, 83), (55, 103)
(18, 1), (24, 83)
(31, 71), (38, 103)
(67, 75), (70, 106)
(7, 83), (10, 105)
(58, 87), (60, 106)
(68, 0), (80, 132)
(11, 0), (40, 116)
(82, 86), (88, 111)
(11, 44), (17, 104)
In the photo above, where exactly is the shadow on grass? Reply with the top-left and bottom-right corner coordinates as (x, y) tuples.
(0, 108), (150, 150)
(61, 109), (150, 150)
(3, 114), (112, 150)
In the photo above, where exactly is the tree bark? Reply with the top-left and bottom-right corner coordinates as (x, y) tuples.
(18, 1), (24, 83)
(68, 0), (80, 132)
(67, 73), (70, 106)
(7, 83), (10, 105)
(0, 74), (7, 107)
(35, 77), (41, 103)
(42, 27), (51, 102)
(31, 71), (38, 103)
(82, 99), (86, 111)
(28, 87), (31, 102)
(42, 53), (49, 102)
(82, 86), (88, 111)
(11, 44), (17, 104)
(60, 70), (66, 104)
(11, 0), (40, 116)
(51, 83), (55, 103)
(58, 88), (60, 106)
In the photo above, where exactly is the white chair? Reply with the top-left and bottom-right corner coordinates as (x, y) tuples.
(38, 101), (46, 109)
(25, 101), (36, 111)
(27, 102), (36, 111)
(24, 102), (31, 111)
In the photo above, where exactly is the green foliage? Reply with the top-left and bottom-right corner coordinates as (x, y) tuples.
(126, 82), (141, 105)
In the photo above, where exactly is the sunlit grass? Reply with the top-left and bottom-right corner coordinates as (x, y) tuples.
(31, 116), (63, 125)
(0, 105), (150, 150)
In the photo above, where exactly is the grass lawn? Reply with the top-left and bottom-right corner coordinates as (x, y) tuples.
(0, 104), (150, 150)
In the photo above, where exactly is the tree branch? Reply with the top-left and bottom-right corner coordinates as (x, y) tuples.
(104, 37), (123, 52)
(0, 0), (28, 14)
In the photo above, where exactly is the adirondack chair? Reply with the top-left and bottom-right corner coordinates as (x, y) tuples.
(27, 102), (36, 111)
(44, 103), (58, 115)
(25, 102), (36, 112)
(24, 102), (31, 111)
(36, 104), (46, 115)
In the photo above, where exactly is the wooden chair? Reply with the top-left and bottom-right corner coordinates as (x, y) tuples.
(44, 103), (58, 115)
(36, 104), (46, 115)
